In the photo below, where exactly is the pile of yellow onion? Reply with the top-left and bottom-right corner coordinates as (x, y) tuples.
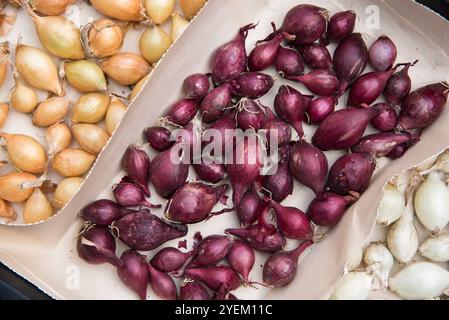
(0, 0), (206, 225)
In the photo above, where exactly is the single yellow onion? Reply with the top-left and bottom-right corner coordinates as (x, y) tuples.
(72, 93), (110, 124)
(64, 60), (107, 93)
(0, 133), (47, 174)
(10, 77), (38, 113)
(90, 0), (144, 22)
(27, 6), (85, 60)
(0, 103), (9, 128)
(53, 177), (84, 209)
(46, 122), (72, 157)
(171, 13), (189, 42)
(139, 25), (171, 64)
(129, 73), (150, 101)
(72, 123), (109, 155)
(100, 52), (151, 86)
(105, 98), (127, 135)
(29, 0), (76, 16)
(82, 18), (124, 58)
(144, 0), (175, 25)
(0, 172), (37, 203)
(52, 148), (96, 177)
(15, 44), (63, 96)
(23, 188), (54, 224)
(179, 0), (206, 20)
(32, 97), (71, 127)
(0, 42), (10, 86)
(0, 198), (15, 220)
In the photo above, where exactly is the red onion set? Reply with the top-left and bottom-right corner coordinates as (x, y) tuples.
(76, 2), (447, 300)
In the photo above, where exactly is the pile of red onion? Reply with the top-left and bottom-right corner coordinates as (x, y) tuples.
(76, 3), (448, 300)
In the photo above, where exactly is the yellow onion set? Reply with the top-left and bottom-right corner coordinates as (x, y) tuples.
(0, 0), (206, 225)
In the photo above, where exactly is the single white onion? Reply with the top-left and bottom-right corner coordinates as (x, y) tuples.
(419, 234), (449, 263)
(329, 272), (373, 300)
(376, 183), (405, 226)
(363, 243), (394, 288)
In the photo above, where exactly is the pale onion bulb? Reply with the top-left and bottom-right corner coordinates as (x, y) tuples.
(389, 262), (449, 300)
(23, 188), (53, 224)
(105, 98), (127, 135)
(0, 198), (15, 220)
(10, 77), (38, 113)
(82, 19), (124, 58)
(179, 0), (206, 20)
(414, 172), (449, 234)
(0, 133), (47, 174)
(145, 0), (175, 25)
(376, 183), (405, 226)
(90, 0), (144, 22)
(170, 13), (189, 42)
(64, 60), (107, 93)
(72, 123), (109, 155)
(27, 6), (85, 60)
(32, 97), (71, 127)
(99, 52), (151, 86)
(29, 0), (76, 16)
(139, 25), (171, 64)
(0, 103), (9, 128)
(345, 246), (363, 272)
(329, 272), (373, 300)
(363, 243), (394, 288)
(53, 177), (84, 209)
(46, 122), (72, 157)
(0, 42), (9, 86)
(0, 172), (37, 202)
(52, 148), (96, 177)
(129, 73), (150, 101)
(387, 187), (418, 264)
(15, 44), (63, 96)
(71, 93), (110, 124)
(419, 234), (449, 263)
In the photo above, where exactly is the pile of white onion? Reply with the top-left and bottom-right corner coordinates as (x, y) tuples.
(331, 150), (449, 300)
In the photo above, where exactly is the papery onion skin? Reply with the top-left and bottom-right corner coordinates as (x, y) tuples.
(264, 147), (293, 202)
(170, 13), (189, 42)
(46, 122), (72, 156)
(376, 183), (405, 227)
(326, 10), (356, 43)
(261, 106), (292, 148)
(0, 103), (9, 128)
(129, 74), (150, 102)
(32, 97), (70, 127)
(183, 73), (210, 99)
(236, 99), (265, 131)
(165, 99), (199, 126)
(150, 247), (193, 272)
(351, 132), (412, 158)
(371, 103), (398, 132)
(419, 234), (449, 263)
(286, 69), (340, 96)
(226, 240), (255, 285)
(299, 43), (332, 69)
(274, 46), (304, 77)
(184, 265), (241, 292)
(330, 272), (373, 300)
(77, 226), (120, 267)
(84, 19), (124, 58)
(179, 0), (206, 19)
(72, 93), (110, 124)
(117, 250), (149, 301)
(105, 98), (127, 135)
(236, 187), (261, 226)
(0, 199), (15, 220)
(231, 72), (274, 99)
(113, 179), (161, 209)
(307, 192), (356, 227)
(52, 148), (96, 177)
(139, 25), (171, 64)
(10, 78), (38, 113)
(72, 124), (109, 155)
(368, 36), (397, 72)
(199, 83), (233, 124)
(0, 43), (8, 86)
(30, 0), (76, 16)
(147, 264), (178, 300)
(189, 235), (232, 268)
(0, 172), (37, 203)
(123, 146), (150, 196)
(384, 62), (415, 106)
(145, 0), (175, 25)
(90, 0), (144, 21)
(363, 243), (394, 288)
(53, 177), (84, 209)
(269, 199), (313, 240)
(100, 53), (151, 86)
(179, 281), (210, 300)
(65, 60), (107, 93)
(23, 188), (54, 224)
(307, 97), (335, 125)
(143, 126), (174, 152)
(193, 161), (226, 184)
(80, 199), (134, 226)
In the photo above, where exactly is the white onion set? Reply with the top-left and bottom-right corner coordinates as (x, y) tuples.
(376, 182), (405, 226)
(363, 243), (394, 288)
(330, 272), (373, 300)
(419, 234), (449, 262)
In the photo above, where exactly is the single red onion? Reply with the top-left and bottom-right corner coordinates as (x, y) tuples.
(384, 61), (417, 106)
(281, 4), (328, 45)
(183, 73), (210, 99)
(306, 97), (336, 125)
(248, 32), (295, 71)
(80, 199), (134, 226)
(190, 235), (232, 267)
(371, 103), (398, 132)
(312, 104), (387, 151)
(149, 145), (189, 198)
(165, 99), (199, 126)
(77, 227), (121, 266)
(147, 264), (178, 300)
(184, 265), (241, 292)
(333, 33), (368, 94)
(326, 10), (356, 43)
(165, 183), (229, 224)
(122, 145), (150, 196)
(347, 65), (400, 106)
(275, 46), (304, 77)
(112, 180), (161, 209)
(143, 126), (174, 152)
(274, 85), (311, 137)
(231, 72), (274, 99)
(114, 210), (188, 251)
(236, 99), (266, 130)
(263, 240), (313, 287)
(299, 43), (332, 69)
(117, 250), (149, 300)
(397, 82), (449, 131)
(225, 223), (286, 253)
(199, 83), (233, 124)
(351, 132), (412, 158)
(286, 69), (340, 96)
(180, 281), (210, 300)
(150, 248), (193, 273)
(261, 106), (292, 147)
(226, 240), (255, 285)
(211, 23), (256, 85)
(307, 192), (357, 226)
(237, 186), (261, 226)
(193, 161), (226, 184)
(263, 146), (293, 202)
(269, 199), (313, 240)
(369, 36), (397, 72)
(327, 153), (376, 195)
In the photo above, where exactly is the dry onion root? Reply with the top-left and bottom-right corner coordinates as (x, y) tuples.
(64, 60), (108, 93)
(46, 122), (72, 157)
(99, 52), (152, 86)
(10, 76), (38, 113)
(53, 177), (84, 209)
(0, 172), (37, 202)
(0, 198), (15, 220)
(72, 123), (109, 155)
(29, 0), (76, 16)
(32, 97), (71, 127)
(81, 18), (124, 58)
(105, 97), (127, 135)
(0, 102), (9, 128)
(23, 188), (53, 224)
(71, 92), (110, 124)
(52, 148), (96, 177)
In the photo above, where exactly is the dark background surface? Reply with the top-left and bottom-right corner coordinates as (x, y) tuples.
(0, 0), (448, 301)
